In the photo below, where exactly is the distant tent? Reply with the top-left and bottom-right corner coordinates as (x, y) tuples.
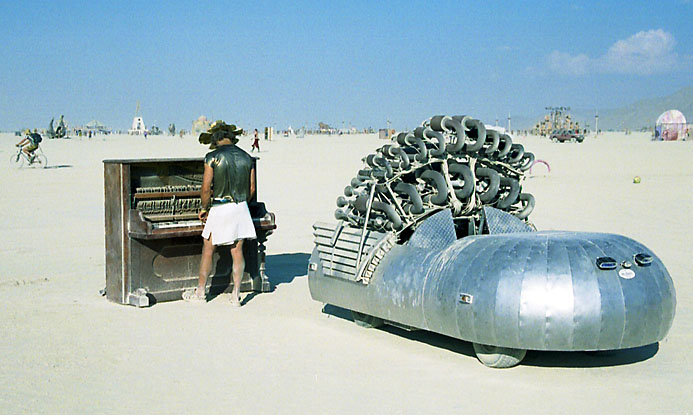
(85, 120), (109, 133)
(129, 117), (146, 135)
(654, 110), (687, 141)
(192, 115), (210, 136)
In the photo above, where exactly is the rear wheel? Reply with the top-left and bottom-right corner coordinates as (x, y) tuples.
(473, 343), (526, 368)
(33, 153), (48, 168)
(351, 311), (384, 328)
(10, 152), (25, 169)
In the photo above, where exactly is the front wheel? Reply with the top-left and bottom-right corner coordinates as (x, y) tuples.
(10, 152), (25, 169)
(33, 153), (48, 168)
(473, 343), (526, 368)
(351, 311), (384, 328)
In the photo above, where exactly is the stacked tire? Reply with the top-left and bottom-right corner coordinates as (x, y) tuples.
(335, 115), (535, 236)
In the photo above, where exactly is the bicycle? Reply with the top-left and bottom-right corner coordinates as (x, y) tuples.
(10, 146), (48, 169)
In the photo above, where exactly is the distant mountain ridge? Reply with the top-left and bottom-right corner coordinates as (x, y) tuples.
(513, 86), (692, 131)
(583, 86), (693, 130)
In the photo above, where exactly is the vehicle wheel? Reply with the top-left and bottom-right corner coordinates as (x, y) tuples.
(34, 153), (48, 168)
(551, 137), (558, 143)
(10, 152), (24, 169)
(351, 311), (384, 328)
(473, 343), (526, 368)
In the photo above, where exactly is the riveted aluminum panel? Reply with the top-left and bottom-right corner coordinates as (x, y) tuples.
(309, 215), (676, 352)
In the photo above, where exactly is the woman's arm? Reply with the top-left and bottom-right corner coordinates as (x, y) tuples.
(199, 164), (214, 222)
(249, 166), (256, 200)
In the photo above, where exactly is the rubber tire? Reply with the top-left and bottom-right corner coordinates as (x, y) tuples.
(475, 167), (500, 203)
(518, 152), (535, 171)
(34, 153), (48, 168)
(473, 343), (526, 368)
(448, 163), (474, 200)
(10, 152), (25, 169)
(351, 311), (384, 329)
(496, 177), (520, 209)
(515, 193), (535, 220)
(507, 144), (525, 164)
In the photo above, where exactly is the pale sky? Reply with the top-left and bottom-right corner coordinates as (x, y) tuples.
(1, 0), (691, 130)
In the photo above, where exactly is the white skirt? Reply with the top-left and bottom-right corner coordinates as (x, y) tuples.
(201, 201), (257, 246)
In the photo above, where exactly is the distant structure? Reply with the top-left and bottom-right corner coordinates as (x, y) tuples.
(296, 126), (306, 138)
(378, 129), (389, 140)
(318, 122), (336, 134)
(84, 120), (109, 134)
(129, 117), (146, 135)
(192, 116), (210, 136)
(47, 115), (68, 139)
(654, 110), (688, 141)
(532, 107), (580, 136)
(264, 126), (274, 141)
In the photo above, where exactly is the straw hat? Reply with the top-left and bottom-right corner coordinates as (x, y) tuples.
(199, 120), (244, 148)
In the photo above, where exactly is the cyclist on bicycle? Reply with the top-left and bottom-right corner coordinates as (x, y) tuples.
(16, 131), (43, 162)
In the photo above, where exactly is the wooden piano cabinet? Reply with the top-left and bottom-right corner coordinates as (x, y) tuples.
(104, 158), (275, 307)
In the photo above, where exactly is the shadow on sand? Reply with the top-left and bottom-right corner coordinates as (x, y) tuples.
(266, 252), (310, 288)
(321, 304), (659, 368)
(44, 164), (73, 169)
(206, 252), (310, 304)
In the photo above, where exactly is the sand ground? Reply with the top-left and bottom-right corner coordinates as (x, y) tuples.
(0, 131), (691, 414)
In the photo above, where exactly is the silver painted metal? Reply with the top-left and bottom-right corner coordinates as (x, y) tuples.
(309, 208), (676, 352)
(310, 113), (676, 366)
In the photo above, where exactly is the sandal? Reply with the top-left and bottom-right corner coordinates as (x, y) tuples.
(182, 289), (206, 302)
(229, 295), (242, 307)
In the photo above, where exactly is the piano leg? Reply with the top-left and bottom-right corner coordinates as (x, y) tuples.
(256, 241), (271, 292)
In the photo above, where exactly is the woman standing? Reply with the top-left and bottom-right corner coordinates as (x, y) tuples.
(183, 121), (256, 306)
(251, 128), (260, 152)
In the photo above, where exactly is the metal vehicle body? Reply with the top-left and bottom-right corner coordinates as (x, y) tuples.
(307, 114), (675, 368)
(551, 129), (584, 143)
(309, 208), (676, 367)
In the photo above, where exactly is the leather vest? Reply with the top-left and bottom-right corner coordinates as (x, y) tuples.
(204, 145), (253, 202)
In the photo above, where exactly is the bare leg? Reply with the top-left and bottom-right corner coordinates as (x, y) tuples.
(230, 239), (245, 303)
(197, 236), (216, 297)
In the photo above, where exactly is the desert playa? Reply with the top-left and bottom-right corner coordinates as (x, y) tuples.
(0, 132), (691, 414)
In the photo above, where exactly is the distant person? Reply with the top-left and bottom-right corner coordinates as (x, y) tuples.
(251, 128), (260, 152)
(183, 121), (256, 306)
(16, 132), (42, 162)
(143, 130), (148, 139)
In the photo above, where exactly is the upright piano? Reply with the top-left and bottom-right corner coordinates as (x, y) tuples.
(103, 157), (276, 307)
